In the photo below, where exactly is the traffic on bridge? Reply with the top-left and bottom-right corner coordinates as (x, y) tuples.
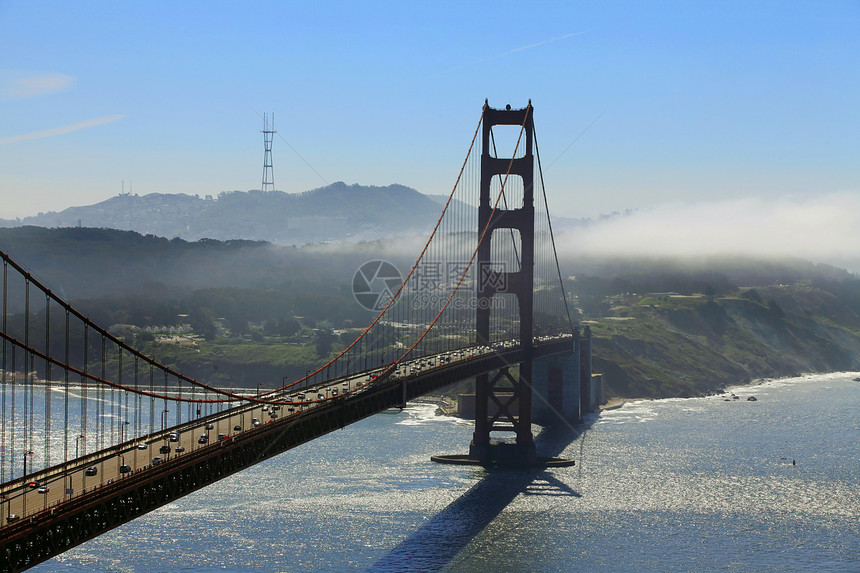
(0, 338), (553, 527)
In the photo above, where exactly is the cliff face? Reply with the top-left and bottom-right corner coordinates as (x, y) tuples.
(589, 287), (860, 399)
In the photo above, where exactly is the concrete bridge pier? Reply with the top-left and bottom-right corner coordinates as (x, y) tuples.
(532, 351), (581, 426)
(532, 326), (596, 426)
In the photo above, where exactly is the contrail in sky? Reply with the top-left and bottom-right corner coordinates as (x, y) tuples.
(0, 114), (125, 145)
(449, 31), (587, 72)
(0, 72), (75, 99)
(397, 32), (585, 88)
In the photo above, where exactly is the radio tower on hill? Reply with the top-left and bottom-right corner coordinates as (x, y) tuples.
(261, 113), (276, 192)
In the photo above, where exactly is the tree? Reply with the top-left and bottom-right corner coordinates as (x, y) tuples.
(190, 307), (217, 340)
(278, 316), (301, 337)
(314, 329), (336, 357)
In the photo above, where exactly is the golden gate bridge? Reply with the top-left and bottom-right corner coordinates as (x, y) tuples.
(0, 101), (597, 571)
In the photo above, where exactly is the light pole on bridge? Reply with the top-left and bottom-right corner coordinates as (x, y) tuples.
(118, 421), (130, 479)
(22, 450), (34, 478)
(258, 382), (268, 419)
(22, 450), (33, 517)
(1, 494), (9, 524)
(69, 435), (85, 499)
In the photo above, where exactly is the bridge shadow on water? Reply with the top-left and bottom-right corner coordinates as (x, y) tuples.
(369, 416), (598, 572)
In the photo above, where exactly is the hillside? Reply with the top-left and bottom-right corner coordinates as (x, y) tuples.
(0, 227), (859, 395)
(0, 183), (445, 244)
(587, 287), (860, 398)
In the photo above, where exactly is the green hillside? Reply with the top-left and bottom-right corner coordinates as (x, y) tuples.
(587, 285), (860, 398)
(2, 227), (859, 396)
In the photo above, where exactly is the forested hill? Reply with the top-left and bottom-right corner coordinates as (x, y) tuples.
(1, 227), (859, 397)
(0, 226), (413, 303)
(0, 183), (446, 244)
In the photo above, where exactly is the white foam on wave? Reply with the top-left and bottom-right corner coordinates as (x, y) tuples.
(396, 402), (470, 426)
(729, 371), (860, 395)
(598, 400), (659, 424)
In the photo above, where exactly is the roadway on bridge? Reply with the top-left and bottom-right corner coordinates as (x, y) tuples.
(1, 344), (502, 527)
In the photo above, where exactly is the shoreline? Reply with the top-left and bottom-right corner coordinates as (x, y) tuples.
(599, 397), (627, 410)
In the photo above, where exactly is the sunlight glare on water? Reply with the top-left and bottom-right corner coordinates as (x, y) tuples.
(34, 374), (860, 572)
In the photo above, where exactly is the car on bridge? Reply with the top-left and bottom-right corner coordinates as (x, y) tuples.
(6, 513), (19, 524)
(233, 425), (242, 431)
(159, 445), (171, 454)
(198, 435), (208, 444)
(175, 445), (186, 453)
(85, 466), (98, 476)
(169, 433), (179, 442)
(120, 464), (131, 474)
(26, 481), (40, 489)
(38, 486), (49, 494)
(137, 443), (148, 450)
(151, 457), (163, 466)
(252, 418), (261, 427)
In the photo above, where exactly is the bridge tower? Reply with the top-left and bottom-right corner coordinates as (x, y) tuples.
(469, 100), (538, 465)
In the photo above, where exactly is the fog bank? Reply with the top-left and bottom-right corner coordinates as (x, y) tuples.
(559, 193), (860, 274)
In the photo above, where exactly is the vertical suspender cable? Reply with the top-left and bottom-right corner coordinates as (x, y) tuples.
(24, 279), (31, 466)
(121, 348), (127, 443)
(149, 363), (155, 435)
(102, 335), (107, 451)
(45, 294), (51, 467)
(534, 128), (575, 333)
(163, 370), (169, 429)
(133, 357), (139, 442)
(82, 324), (88, 455)
(64, 308), (70, 465)
(1, 261), (6, 481)
(10, 347), (16, 477)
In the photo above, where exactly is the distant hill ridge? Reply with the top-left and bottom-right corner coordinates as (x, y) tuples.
(0, 183), (449, 244)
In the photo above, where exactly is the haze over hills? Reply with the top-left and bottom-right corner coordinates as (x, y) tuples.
(0, 225), (858, 397)
(0, 183), (456, 244)
(0, 182), (593, 245)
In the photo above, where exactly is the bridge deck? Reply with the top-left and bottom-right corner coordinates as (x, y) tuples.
(0, 338), (572, 572)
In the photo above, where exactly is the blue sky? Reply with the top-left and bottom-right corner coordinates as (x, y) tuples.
(1, 1), (858, 228)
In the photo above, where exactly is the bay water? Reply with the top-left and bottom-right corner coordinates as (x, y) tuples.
(32, 372), (860, 572)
